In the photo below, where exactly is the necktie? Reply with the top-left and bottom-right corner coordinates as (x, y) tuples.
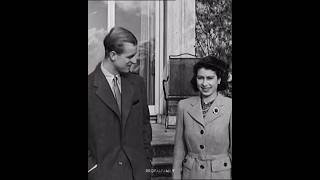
(113, 76), (121, 114)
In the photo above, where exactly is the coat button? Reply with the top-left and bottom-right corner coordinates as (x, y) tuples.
(118, 161), (123, 166)
(200, 130), (204, 134)
(200, 165), (204, 169)
(224, 162), (227, 167)
(200, 145), (204, 149)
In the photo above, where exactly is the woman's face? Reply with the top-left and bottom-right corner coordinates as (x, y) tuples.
(196, 68), (221, 97)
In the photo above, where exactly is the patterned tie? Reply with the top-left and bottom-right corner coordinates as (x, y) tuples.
(113, 76), (121, 114)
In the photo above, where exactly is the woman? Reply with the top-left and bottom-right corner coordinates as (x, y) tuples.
(172, 55), (232, 179)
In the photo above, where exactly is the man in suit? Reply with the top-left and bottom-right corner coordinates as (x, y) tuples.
(88, 27), (153, 180)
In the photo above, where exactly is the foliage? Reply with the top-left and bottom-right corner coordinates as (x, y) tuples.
(195, 0), (232, 97)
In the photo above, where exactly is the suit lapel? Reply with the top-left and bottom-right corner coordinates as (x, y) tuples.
(93, 64), (121, 119)
(204, 93), (224, 126)
(187, 97), (205, 127)
(121, 74), (134, 132)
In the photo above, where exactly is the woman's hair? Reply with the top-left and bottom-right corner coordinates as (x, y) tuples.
(191, 55), (229, 92)
(103, 27), (137, 57)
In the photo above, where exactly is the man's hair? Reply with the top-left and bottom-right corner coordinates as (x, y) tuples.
(103, 27), (138, 58)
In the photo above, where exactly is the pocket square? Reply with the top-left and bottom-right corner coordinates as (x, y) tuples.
(132, 99), (139, 105)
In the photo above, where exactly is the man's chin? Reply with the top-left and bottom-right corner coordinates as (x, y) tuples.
(120, 69), (130, 74)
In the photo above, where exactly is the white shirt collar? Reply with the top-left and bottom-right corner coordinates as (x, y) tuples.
(100, 61), (121, 92)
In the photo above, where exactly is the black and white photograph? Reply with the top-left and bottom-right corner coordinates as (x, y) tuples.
(88, 0), (232, 179)
(5, 1), (319, 179)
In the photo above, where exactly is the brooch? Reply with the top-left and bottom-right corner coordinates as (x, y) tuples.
(213, 107), (219, 115)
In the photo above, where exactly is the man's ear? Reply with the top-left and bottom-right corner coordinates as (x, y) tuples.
(109, 51), (117, 62)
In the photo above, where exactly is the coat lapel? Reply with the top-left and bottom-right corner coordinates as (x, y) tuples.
(204, 93), (224, 126)
(93, 64), (121, 119)
(120, 74), (134, 132)
(187, 97), (205, 127)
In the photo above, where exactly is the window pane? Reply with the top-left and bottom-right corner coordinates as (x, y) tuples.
(115, 1), (156, 105)
(88, 1), (108, 74)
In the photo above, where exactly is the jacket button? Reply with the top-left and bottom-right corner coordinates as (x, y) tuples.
(118, 161), (123, 166)
(224, 162), (227, 167)
(200, 130), (204, 134)
(200, 165), (204, 169)
(200, 145), (204, 149)
(183, 159), (187, 163)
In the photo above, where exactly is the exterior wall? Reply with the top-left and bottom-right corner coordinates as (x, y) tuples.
(166, 0), (195, 56)
(160, 0), (196, 123)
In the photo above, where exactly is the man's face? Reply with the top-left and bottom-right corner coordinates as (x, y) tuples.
(113, 42), (137, 73)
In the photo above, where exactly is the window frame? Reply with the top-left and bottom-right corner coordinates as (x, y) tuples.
(107, 1), (164, 116)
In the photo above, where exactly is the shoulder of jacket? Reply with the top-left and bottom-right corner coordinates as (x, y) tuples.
(219, 95), (232, 110)
(223, 96), (232, 105)
(88, 72), (95, 87)
(178, 96), (198, 106)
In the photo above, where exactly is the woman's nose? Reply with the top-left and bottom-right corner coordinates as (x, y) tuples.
(202, 79), (208, 85)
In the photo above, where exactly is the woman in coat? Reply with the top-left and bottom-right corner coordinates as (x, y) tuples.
(172, 55), (232, 179)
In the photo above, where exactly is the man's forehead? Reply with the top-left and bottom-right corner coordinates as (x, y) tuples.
(122, 42), (137, 55)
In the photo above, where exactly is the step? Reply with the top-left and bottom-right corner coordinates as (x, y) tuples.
(152, 157), (173, 166)
(152, 143), (174, 158)
(151, 177), (172, 180)
(151, 123), (175, 178)
(151, 123), (175, 146)
(151, 157), (173, 178)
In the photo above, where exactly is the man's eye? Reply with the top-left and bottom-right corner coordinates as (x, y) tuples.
(127, 55), (135, 59)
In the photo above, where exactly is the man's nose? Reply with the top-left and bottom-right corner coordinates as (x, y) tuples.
(130, 57), (137, 64)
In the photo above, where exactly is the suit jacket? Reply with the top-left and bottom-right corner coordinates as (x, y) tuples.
(172, 93), (232, 179)
(88, 63), (153, 180)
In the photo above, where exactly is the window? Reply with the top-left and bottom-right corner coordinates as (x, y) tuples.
(88, 1), (164, 115)
(115, 1), (156, 106)
(88, 1), (108, 74)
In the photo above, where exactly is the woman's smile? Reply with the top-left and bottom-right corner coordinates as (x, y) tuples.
(201, 87), (211, 92)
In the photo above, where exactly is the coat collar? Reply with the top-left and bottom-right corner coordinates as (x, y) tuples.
(187, 97), (205, 127)
(93, 63), (134, 130)
(187, 93), (225, 127)
(203, 93), (224, 126)
(94, 63), (121, 119)
(120, 73), (134, 131)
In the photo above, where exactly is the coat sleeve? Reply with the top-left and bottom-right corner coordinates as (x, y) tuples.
(229, 111), (232, 161)
(140, 78), (153, 162)
(88, 149), (97, 172)
(88, 101), (97, 173)
(172, 101), (186, 179)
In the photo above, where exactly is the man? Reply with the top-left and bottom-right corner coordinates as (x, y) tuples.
(88, 27), (153, 180)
